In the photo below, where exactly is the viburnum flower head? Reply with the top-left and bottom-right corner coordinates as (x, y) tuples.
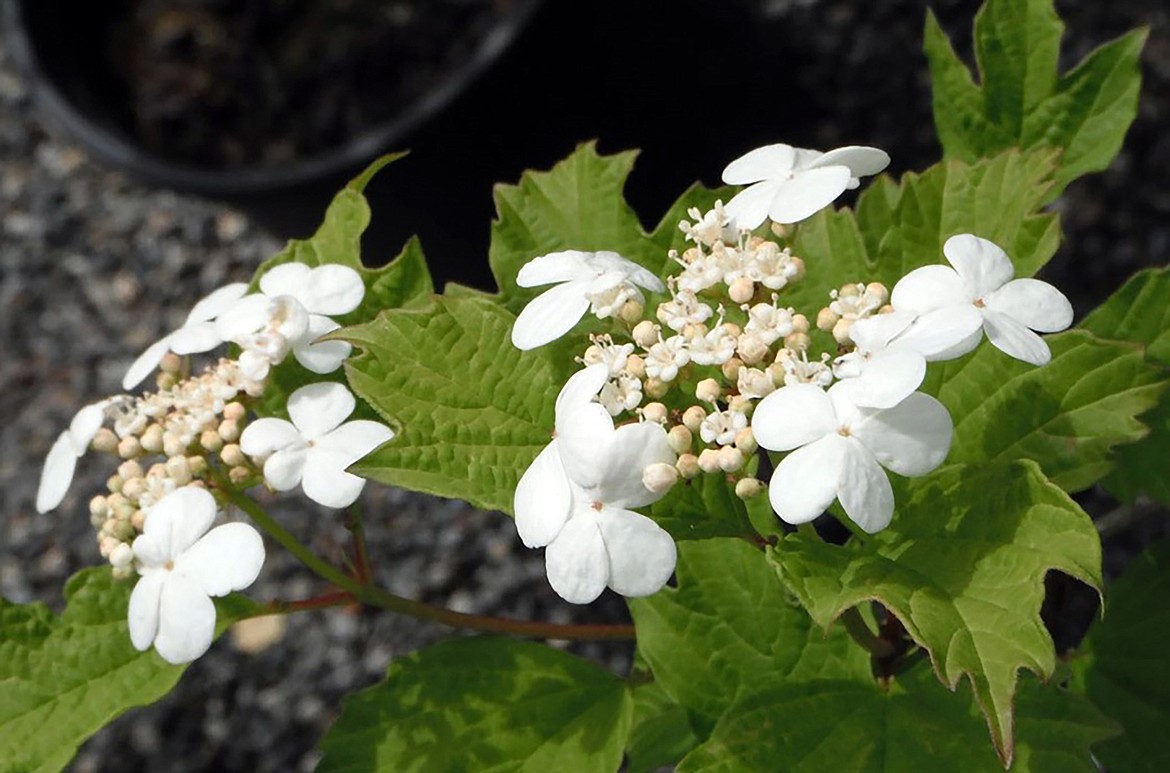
(752, 381), (952, 533)
(215, 264), (364, 379)
(36, 399), (114, 513)
(123, 283), (249, 390)
(511, 250), (665, 351)
(890, 234), (1074, 366)
(513, 363), (678, 603)
(721, 143), (891, 229)
(128, 486), (264, 664)
(238, 382), (393, 508)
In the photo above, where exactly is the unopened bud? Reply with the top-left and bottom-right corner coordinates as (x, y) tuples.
(106, 474), (124, 494)
(784, 332), (810, 352)
(645, 378), (670, 399)
(682, 405), (707, 432)
(789, 256), (806, 281)
(866, 282), (889, 303)
(224, 401), (247, 421)
(156, 372), (178, 390)
(722, 322), (742, 338)
(816, 307), (840, 332)
(109, 542), (134, 569)
(769, 222), (788, 239)
(633, 320), (659, 348)
(163, 433), (188, 458)
(676, 453), (701, 478)
(98, 535), (118, 558)
(218, 419), (241, 443)
(642, 462), (680, 494)
(160, 352), (183, 374)
(92, 428), (118, 453)
(697, 448), (722, 474)
(717, 445), (745, 472)
(187, 455), (209, 477)
(121, 477), (145, 500)
(832, 318), (854, 345)
(229, 465), (252, 486)
(737, 335), (769, 365)
(165, 455), (193, 486)
(791, 313), (810, 334)
(728, 395), (754, 415)
(641, 402), (668, 424)
(117, 436), (142, 459)
(117, 460), (144, 481)
(200, 430), (224, 453)
(735, 477), (765, 499)
(620, 299), (644, 325)
(695, 378), (721, 403)
(626, 354), (647, 379)
(140, 424), (164, 454)
(221, 443), (247, 467)
(131, 509), (146, 531)
(111, 520), (136, 543)
(722, 357), (744, 381)
(89, 495), (109, 521)
(838, 283), (861, 299)
(728, 277), (755, 304)
(667, 424), (693, 455)
(735, 427), (757, 455)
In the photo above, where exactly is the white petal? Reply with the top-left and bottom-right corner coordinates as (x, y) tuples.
(514, 441), (572, 548)
(186, 282), (249, 324)
(122, 336), (173, 391)
(589, 251), (664, 293)
(545, 513), (609, 604)
(723, 179), (784, 231)
(982, 309), (1053, 366)
(168, 321), (223, 355)
(596, 508), (676, 597)
(287, 382), (355, 439)
(721, 143), (796, 185)
(984, 278), (1073, 333)
(849, 310), (915, 351)
(808, 146), (891, 178)
(556, 403), (615, 490)
(127, 571), (165, 652)
(131, 532), (169, 568)
(767, 166), (852, 224)
(153, 574), (217, 664)
(293, 315), (351, 374)
(769, 435), (848, 525)
(847, 348), (927, 410)
(238, 349), (273, 381)
(943, 234), (1015, 298)
(516, 250), (595, 288)
(214, 294), (272, 340)
(891, 265), (972, 315)
(591, 422), (676, 509)
(314, 420), (395, 464)
(264, 447), (308, 491)
(177, 523), (265, 597)
(891, 304), (985, 361)
(68, 401), (108, 454)
(853, 392), (953, 477)
(751, 383), (838, 452)
(143, 486), (218, 559)
(554, 364), (610, 420)
(298, 265), (365, 316)
(302, 450), (368, 508)
(837, 440), (895, 534)
(239, 417), (301, 456)
(511, 280), (592, 350)
(36, 432), (77, 513)
(259, 263), (312, 297)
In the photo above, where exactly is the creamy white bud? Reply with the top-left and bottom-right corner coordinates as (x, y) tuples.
(229, 466), (252, 486)
(89, 495), (109, 520)
(626, 354), (647, 379)
(121, 478), (145, 501)
(682, 405), (707, 432)
(130, 509), (146, 531)
(735, 427), (757, 456)
(641, 402), (668, 424)
(645, 377), (670, 399)
(224, 401), (246, 421)
(735, 477), (764, 499)
(117, 436), (142, 459)
(816, 307), (840, 332)
(695, 378), (722, 403)
(166, 456), (193, 486)
(666, 424), (693, 455)
(633, 320), (659, 348)
(676, 453), (701, 478)
(717, 446), (745, 472)
(107, 474), (124, 494)
(109, 542), (134, 569)
(221, 443), (247, 467)
(200, 430), (224, 453)
(92, 428), (119, 454)
(117, 460), (144, 481)
(140, 424), (164, 454)
(785, 332), (810, 352)
(188, 455), (209, 477)
(159, 352), (183, 374)
(697, 448), (722, 474)
(218, 419), (241, 442)
(642, 462), (680, 494)
(722, 357), (744, 381)
(728, 277), (755, 304)
(620, 299), (644, 324)
(791, 314), (810, 334)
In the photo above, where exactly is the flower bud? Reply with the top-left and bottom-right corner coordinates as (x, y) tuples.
(735, 477), (765, 499)
(106, 474), (124, 494)
(117, 460), (144, 481)
(728, 277), (755, 304)
(866, 282), (889, 304)
(816, 307), (840, 332)
(140, 423), (164, 454)
(736, 334), (769, 365)
(163, 433), (188, 458)
(641, 402), (668, 424)
(89, 494), (109, 518)
(838, 283), (861, 299)
(166, 455), (193, 486)
(221, 443), (247, 467)
(156, 372), (178, 390)
(218, 419), (241, 443)
(728, 395), (754, 415)
(626, 354), (647, 379)
(224, 401), (247, 421)
(642, 462), (680, 494)
(791, 313), (810, 334)
(121, 478), (145, 501)
(769, 222), (789, 239)
(200, 430), (224, 453)
(735, 427), (758, 456)
(832, 318), (854, 345)
(667, 424), (693, 455)
(188, 455), (209, 477)
(717, 445), (745, 472)
(697, 448), (722, 474)
(789, 256), (806, 281)
(160, 352), (183, 374)
(721, 357), (744, 381)
(229, 465), (252, 486)
(695, 378), (721, 403)
(111, 520), (136, 543)
(784, 332), (810, 352)
(645, 377), (670, 399)
(117, 436), (142, 459)
(109, 542), (134, 569)
(92, 428), (118, 454)
(721, 322), (742, 338)
(633, 320), (659, 348)
(620, 299), (645, 325)
(131, 509), (146, 531)
(676, 453), (701, 478)
(682, 405), (707, 432)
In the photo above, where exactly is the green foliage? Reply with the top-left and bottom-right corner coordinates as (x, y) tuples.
(924, 0), (1145, 194)
(626, 681), (701, 773)
(1070, 543), (1170, 772)
(772, 462), (1102, 762)
(648, 474), (758, 542)
(676, 666), (1114, 772)
(1080, 267), (1170, 503)
(343, 295), (572, 514)
(629, 540), (869, 730)
(0, 569), (255, 772)
(921, 330), (1166, 492)
(787, 149), (1061, 315)
(317, 637), (632, 773)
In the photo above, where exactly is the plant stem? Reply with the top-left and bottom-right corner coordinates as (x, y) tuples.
(840, 607), (896, 659)
(346, 503), (372, 585)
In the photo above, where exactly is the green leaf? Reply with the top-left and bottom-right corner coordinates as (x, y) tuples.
(1080, 267), (1170, 503)
(1071, 543), (1170, 772)
(677, 665), (1115, 772)
(648, 473), (758, 542)
(924, 0), (1145, 193)
(343, 295), (570, 514)
(0, 568), (256, 772)
(629, 539), (869, 728)
(786, 149), (1061, 316)
(626, 681), (701, 773)
(317, 637), (632, 773)
(922, 330), (1167, 492)
(772, 462), (1102, 762)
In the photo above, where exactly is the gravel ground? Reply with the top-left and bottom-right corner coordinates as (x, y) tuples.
(1, 0), (1168, 770)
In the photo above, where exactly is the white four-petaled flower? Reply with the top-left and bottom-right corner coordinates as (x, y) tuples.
(831, 310), (927, 409)
(721, 143), (890, 229)
(511, 250), (665, 350)
(752, 381), (952, 534)
(890, 234), (1074, 366)
(238, 382), (393, 508)
(128, 486), (265, 664)
(514, 364), (678, 603)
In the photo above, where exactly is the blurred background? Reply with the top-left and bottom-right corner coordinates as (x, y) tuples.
(0, 0), (1167, 769)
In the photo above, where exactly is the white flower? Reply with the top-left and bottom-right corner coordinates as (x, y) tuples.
(722, 144), (890, 228)
(128, 486), (264, 664)
(657, 288), (714, 333)
(644, 334), (691, 382)
(511, 250), (665, 350)
(123, 283), (249, 390)
(238, 382), (393, 508)
(36, 399), (113, 513)
(753, 381), (952, 533)
(513, 364), (677, 604)
(700, 409), (749, 446)
(599, 373), (643, 416)
(216, 264), (364, 377)
(890, 234), (1074, 366)
(831, 311), (927, 410)
(688, 323), (737, 366)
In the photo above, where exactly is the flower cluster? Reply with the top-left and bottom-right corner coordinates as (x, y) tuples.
(510, 141), (1072, 603)
(37, 263), (393, 663)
